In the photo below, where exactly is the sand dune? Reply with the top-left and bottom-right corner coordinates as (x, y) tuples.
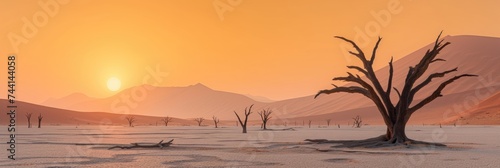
(39, 35), (500, 123)
(443, 91), (500, 125)
(0, 99), (194, 126)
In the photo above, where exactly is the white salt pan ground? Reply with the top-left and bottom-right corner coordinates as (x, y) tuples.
(1, 125), (499, 167)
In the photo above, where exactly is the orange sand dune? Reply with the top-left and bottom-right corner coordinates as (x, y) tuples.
(40, 35), (500, 122)
(1, 99), (195, 126)
(443, 91), (500, 125)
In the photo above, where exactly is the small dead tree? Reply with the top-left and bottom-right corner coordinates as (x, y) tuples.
(308, 120), (312, 128)
(326, 119), (331, 127)
(352, 115), (362, 128)
(161, 117), (173, 126)
(125, 116), (136, 127)
(195, 118), (205, 126)
(258, 108), (272, 130)
(212, 116), (220, 128)
(37, 113), (43, 128)
(25, 113), (32, 128)
(234, 104), (253, 133)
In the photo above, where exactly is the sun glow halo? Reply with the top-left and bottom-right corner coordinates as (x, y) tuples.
(107, 77), (121, 91)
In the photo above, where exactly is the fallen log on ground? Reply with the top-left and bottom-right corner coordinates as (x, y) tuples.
(108, 139), (174, 150)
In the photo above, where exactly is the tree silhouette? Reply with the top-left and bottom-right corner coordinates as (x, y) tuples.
(212, 116), (220, 128)
(352, 116), (362, 128)
(25, 113), (32, 128)
(195, 118), (204, 126)
(258, 108), (272, 130)
(315, 33), (476, 143)
(125, 116), (136, 127)
(161, 117), (173, 126)
(234, 104), (253, 133)
(37, 113), (43, 128)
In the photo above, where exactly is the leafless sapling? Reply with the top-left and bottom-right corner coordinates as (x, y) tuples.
(352, 115), (362, 128)
(258, 108), (272, 130)
(25, 113), (32, 128)
(234, 104), (254, 133)
(37, 113), (43, 128)
(212, 116), (220, 128)
(195, 117), (205, 126)
(125, 116), (136, 127)
(161, 117), (173, 126)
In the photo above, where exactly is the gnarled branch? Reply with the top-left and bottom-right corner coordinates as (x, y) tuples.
(410, 67), (458, 99)
(409, 74), (477, 114)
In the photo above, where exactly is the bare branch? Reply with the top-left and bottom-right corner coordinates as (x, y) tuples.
(315, 86), (371, 99)
(411, 67), (458, 98)
(409, 74), (477, 113)
(347, 65), (368, 77)
(394, 87), (401, 98)
(386, 57), (394, 94)
(430, 58), (446, 63)
(334, 36), (366, 61)
(370, 37), (382, 64)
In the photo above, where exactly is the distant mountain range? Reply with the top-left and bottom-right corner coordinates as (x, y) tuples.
(35, 35), (500, 125)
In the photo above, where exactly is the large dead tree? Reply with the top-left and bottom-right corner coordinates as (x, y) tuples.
(25, 113), (32, 128)
(37, 113), (43, 128)
(234, 104), (253, 133)
(125, 116), (136, 127)
(212, 116), (220, 128)
(161, 117), (173, 126)
(195, 117), (204, 126)
(315, 33), (476, 143)
(258, 108), (272, 130)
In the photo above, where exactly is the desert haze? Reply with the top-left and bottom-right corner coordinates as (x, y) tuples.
(3, 0), (500, 167)
(39, 35), (500, 126)
(1, 35), (499, 167)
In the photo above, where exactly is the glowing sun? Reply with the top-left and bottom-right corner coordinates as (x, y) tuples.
(107, 77), (121, 91)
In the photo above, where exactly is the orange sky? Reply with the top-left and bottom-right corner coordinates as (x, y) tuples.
(1, 0), (499, 103)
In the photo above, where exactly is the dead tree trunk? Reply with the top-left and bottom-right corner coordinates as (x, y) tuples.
(352, 115), (362, 128)
(234, 104), (253, 133)
(37, 113), (43, 128)
(258, 108), (272, 130)
(212, 116), (220, 128)
(195, 118), (204, 126)
(161, 117), (173, 126)
(315, 32), (476, 144)
(125, 116), (136, 127)
(109, 139), (174, 150)
(25, 113), (32, 128)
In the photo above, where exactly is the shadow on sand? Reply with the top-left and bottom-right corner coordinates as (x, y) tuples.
(305, 135), (447, 149)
